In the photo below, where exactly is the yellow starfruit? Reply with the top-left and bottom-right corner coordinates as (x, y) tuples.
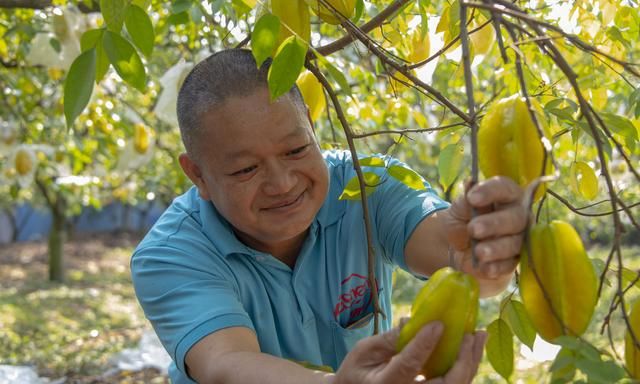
(478, 95), (551, 201)
(625, 299), (640, 379)
(296, 70), (326, 122)
(272, 0), (311, 44)
(15, 149), (34, 176)
(570, 161), (599, 200)
(519, 220), (598, 343)
(305, 0), (357, 25)
(133, 123), (151, 154)
(397, 267), (479, 379)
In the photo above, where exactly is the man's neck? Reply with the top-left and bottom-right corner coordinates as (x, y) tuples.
(234, 230), (308, 269)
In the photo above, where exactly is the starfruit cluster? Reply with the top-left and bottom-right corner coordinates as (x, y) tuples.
(478, 95), (552, 201)
(519, 220), (598, 342)
(397, 267), (479, 379)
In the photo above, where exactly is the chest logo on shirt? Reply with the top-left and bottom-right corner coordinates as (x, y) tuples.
(333, 273), (378, 322)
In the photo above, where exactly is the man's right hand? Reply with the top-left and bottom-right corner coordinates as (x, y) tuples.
(333, 321), (487, 384)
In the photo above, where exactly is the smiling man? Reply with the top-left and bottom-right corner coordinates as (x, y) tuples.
(131, 49), (528, 384)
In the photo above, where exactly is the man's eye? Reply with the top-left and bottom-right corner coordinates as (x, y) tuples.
(287, 145), (309, 156)
(232, 166), (257, 176)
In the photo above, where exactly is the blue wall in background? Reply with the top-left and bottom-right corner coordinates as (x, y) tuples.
(0, 202), (167, 244)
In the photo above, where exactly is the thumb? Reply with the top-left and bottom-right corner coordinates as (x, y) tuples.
(379, 321), (444, 382)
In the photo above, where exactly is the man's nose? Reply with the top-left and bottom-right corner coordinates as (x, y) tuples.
(263, 159), (296, 195)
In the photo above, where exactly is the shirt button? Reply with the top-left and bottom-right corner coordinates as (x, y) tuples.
(256, 255), (265, 261)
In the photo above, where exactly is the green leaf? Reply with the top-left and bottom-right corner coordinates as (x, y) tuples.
(553, 335), (581, 349)
(486, 318), (514, 381)
(100, 0), (126, 32)
(358, 156), (386, 167)
(81, 29), (110, 83)
(622, 267), (640, 289)
(601, 112), (638, 153)
(251, 13), (280, 66)
(132, 0), (151, 10)
(171, 0), (192, 14)
(125, 4), (154, 57)
(316, 55), (350, 93)
(353, 0), (365, 23)
(102, 30), (146, 91)
(231, 0), (252, 17)
(388, 165), (426, 190)
(576, 120), (613, 160)
(80, 28), (102, 51)
(268, 36), (307, 101)
(502, 299), (536, 349)
(168, 10), (191, 25)
(550, 348), (576, 383)
(438, 143), (464, 187)
(575, 358), (625, 383)
(339, 172), (380, 200)
(64, 48), (96, 127)
(49, 37), (61, 53)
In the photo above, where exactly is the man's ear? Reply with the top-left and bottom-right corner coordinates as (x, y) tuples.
(179, 153), (211, 201)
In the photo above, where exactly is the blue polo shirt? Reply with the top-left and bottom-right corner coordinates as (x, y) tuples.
(131, 150), (449, 383)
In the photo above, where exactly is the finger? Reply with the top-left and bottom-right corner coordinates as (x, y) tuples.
(467, 176), (523, 208)
(380, 322), (444, 383)
(475, 234), (524, 264)
(479, 257), (519, 279)
(469, 331), (488, 378)
(399, 316), (411, 329)
(439, 334), (476, 383)
(468, 204), (528, 239)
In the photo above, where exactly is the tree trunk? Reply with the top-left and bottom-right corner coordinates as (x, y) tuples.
(48, 205), (66, 282)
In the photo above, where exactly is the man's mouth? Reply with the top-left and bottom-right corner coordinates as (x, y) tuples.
(264, 191), (305, 210)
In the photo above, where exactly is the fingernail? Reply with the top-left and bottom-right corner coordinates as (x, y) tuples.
(473, 224), (486, 238)
(468, 190), (483, 205)
(430, 321), (444, 335)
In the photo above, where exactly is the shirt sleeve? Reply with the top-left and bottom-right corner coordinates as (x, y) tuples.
(367, 156), (450, 273)
(131, 217), (254, 377)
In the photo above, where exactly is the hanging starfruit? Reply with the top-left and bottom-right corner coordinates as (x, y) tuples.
(519, 220), (598, 343)
(15, 149), (34, 175)
(133, 123), (151, 154)
(272, 0), (310, 44)
(478, 95), (551, 201)
(397, 267), (479, 379)
(407, 28), (430, 64)
(570, 161), (599, 200)
(296, 70), (326, 122)
(305, 0), (357, 25)
(625, 299), (640, 379)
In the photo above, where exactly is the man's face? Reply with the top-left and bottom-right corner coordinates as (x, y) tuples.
(187, 88), (329, 253)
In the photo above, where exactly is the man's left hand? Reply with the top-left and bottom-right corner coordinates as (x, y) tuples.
(445, 176), (529, 292)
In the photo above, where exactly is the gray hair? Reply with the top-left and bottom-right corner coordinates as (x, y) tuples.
(176, 48), (306, 158)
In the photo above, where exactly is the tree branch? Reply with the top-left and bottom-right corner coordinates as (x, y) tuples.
(306, 59), (386, 335)
(0, 0), (51, 9)
(314, 0), (412, 57)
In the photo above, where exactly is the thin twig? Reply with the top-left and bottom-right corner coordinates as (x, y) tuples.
(306, 60), (386, 334)
(459, 0), (481, 268)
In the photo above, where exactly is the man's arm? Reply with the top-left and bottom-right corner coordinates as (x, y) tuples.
(404, 177), (528, 297)
(185, 323), (485, 384)
(185, 327), (333, 384)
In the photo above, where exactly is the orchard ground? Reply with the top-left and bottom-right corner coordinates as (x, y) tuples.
(1, 233), (638, 383)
